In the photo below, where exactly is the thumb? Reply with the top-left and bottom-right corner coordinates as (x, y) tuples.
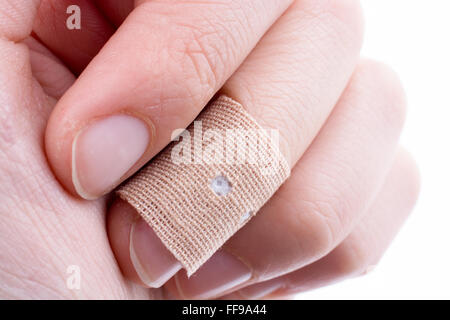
(45, 0), (292, 199)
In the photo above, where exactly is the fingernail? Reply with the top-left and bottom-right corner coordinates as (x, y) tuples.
(175, 251), (252, 299)
(238, 279), (283, 299)
(72, 114), (150, 199)
(130, 218), (182, 288)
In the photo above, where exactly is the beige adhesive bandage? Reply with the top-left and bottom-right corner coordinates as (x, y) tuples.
(117, 95), (290, 275)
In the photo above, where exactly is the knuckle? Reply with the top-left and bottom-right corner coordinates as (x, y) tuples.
(333, 241), (375, 277)
(330, 0), (365, 45)
(137, 1), (239, 101)
(284, 166), (358, 263)
(309, 220), (336, 259)
(298, 0), (365, 49)
(298, 194), (349, 259)
(355, 59), (408, 130)
(179, 22), (226, 96)
(298, 161), (361, 257)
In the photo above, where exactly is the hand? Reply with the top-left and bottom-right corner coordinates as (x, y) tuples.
(0, 0), (419, 299)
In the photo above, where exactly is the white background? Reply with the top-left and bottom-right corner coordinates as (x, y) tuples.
(300, 0), (450, 299)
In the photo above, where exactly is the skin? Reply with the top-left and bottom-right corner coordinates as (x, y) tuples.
(0, 0), (420, 299)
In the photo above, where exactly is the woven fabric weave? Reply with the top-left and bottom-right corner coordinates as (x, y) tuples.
(117, 95), (290, 275)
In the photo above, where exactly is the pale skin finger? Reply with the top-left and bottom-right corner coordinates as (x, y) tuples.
(224, 149), (420, 299)
(107, 0), (364, 292)
(45, 0), (293, 200)
(165, 59), (406, 299)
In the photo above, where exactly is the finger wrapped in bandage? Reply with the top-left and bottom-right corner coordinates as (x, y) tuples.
(117, 95), (290, 275)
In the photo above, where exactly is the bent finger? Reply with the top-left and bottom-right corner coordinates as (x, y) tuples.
(167, 60), (406, 299)
(226, 149), (420, 299)
(46, 0), (293, 199)
(107, 0), (364, 293)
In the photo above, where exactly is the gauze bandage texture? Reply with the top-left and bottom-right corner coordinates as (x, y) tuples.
(117, 95), (290, 275)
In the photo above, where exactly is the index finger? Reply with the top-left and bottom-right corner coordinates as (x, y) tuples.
(45, 0), (293, 199)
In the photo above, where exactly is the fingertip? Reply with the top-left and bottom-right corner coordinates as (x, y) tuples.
(44, 111), (78, 197)
(107, 198), (182, 288)
(45, 106), (155, 200)
(107, 199), (143, 285)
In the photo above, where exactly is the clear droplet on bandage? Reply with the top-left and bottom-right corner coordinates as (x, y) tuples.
(211, 175), (232, 196)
